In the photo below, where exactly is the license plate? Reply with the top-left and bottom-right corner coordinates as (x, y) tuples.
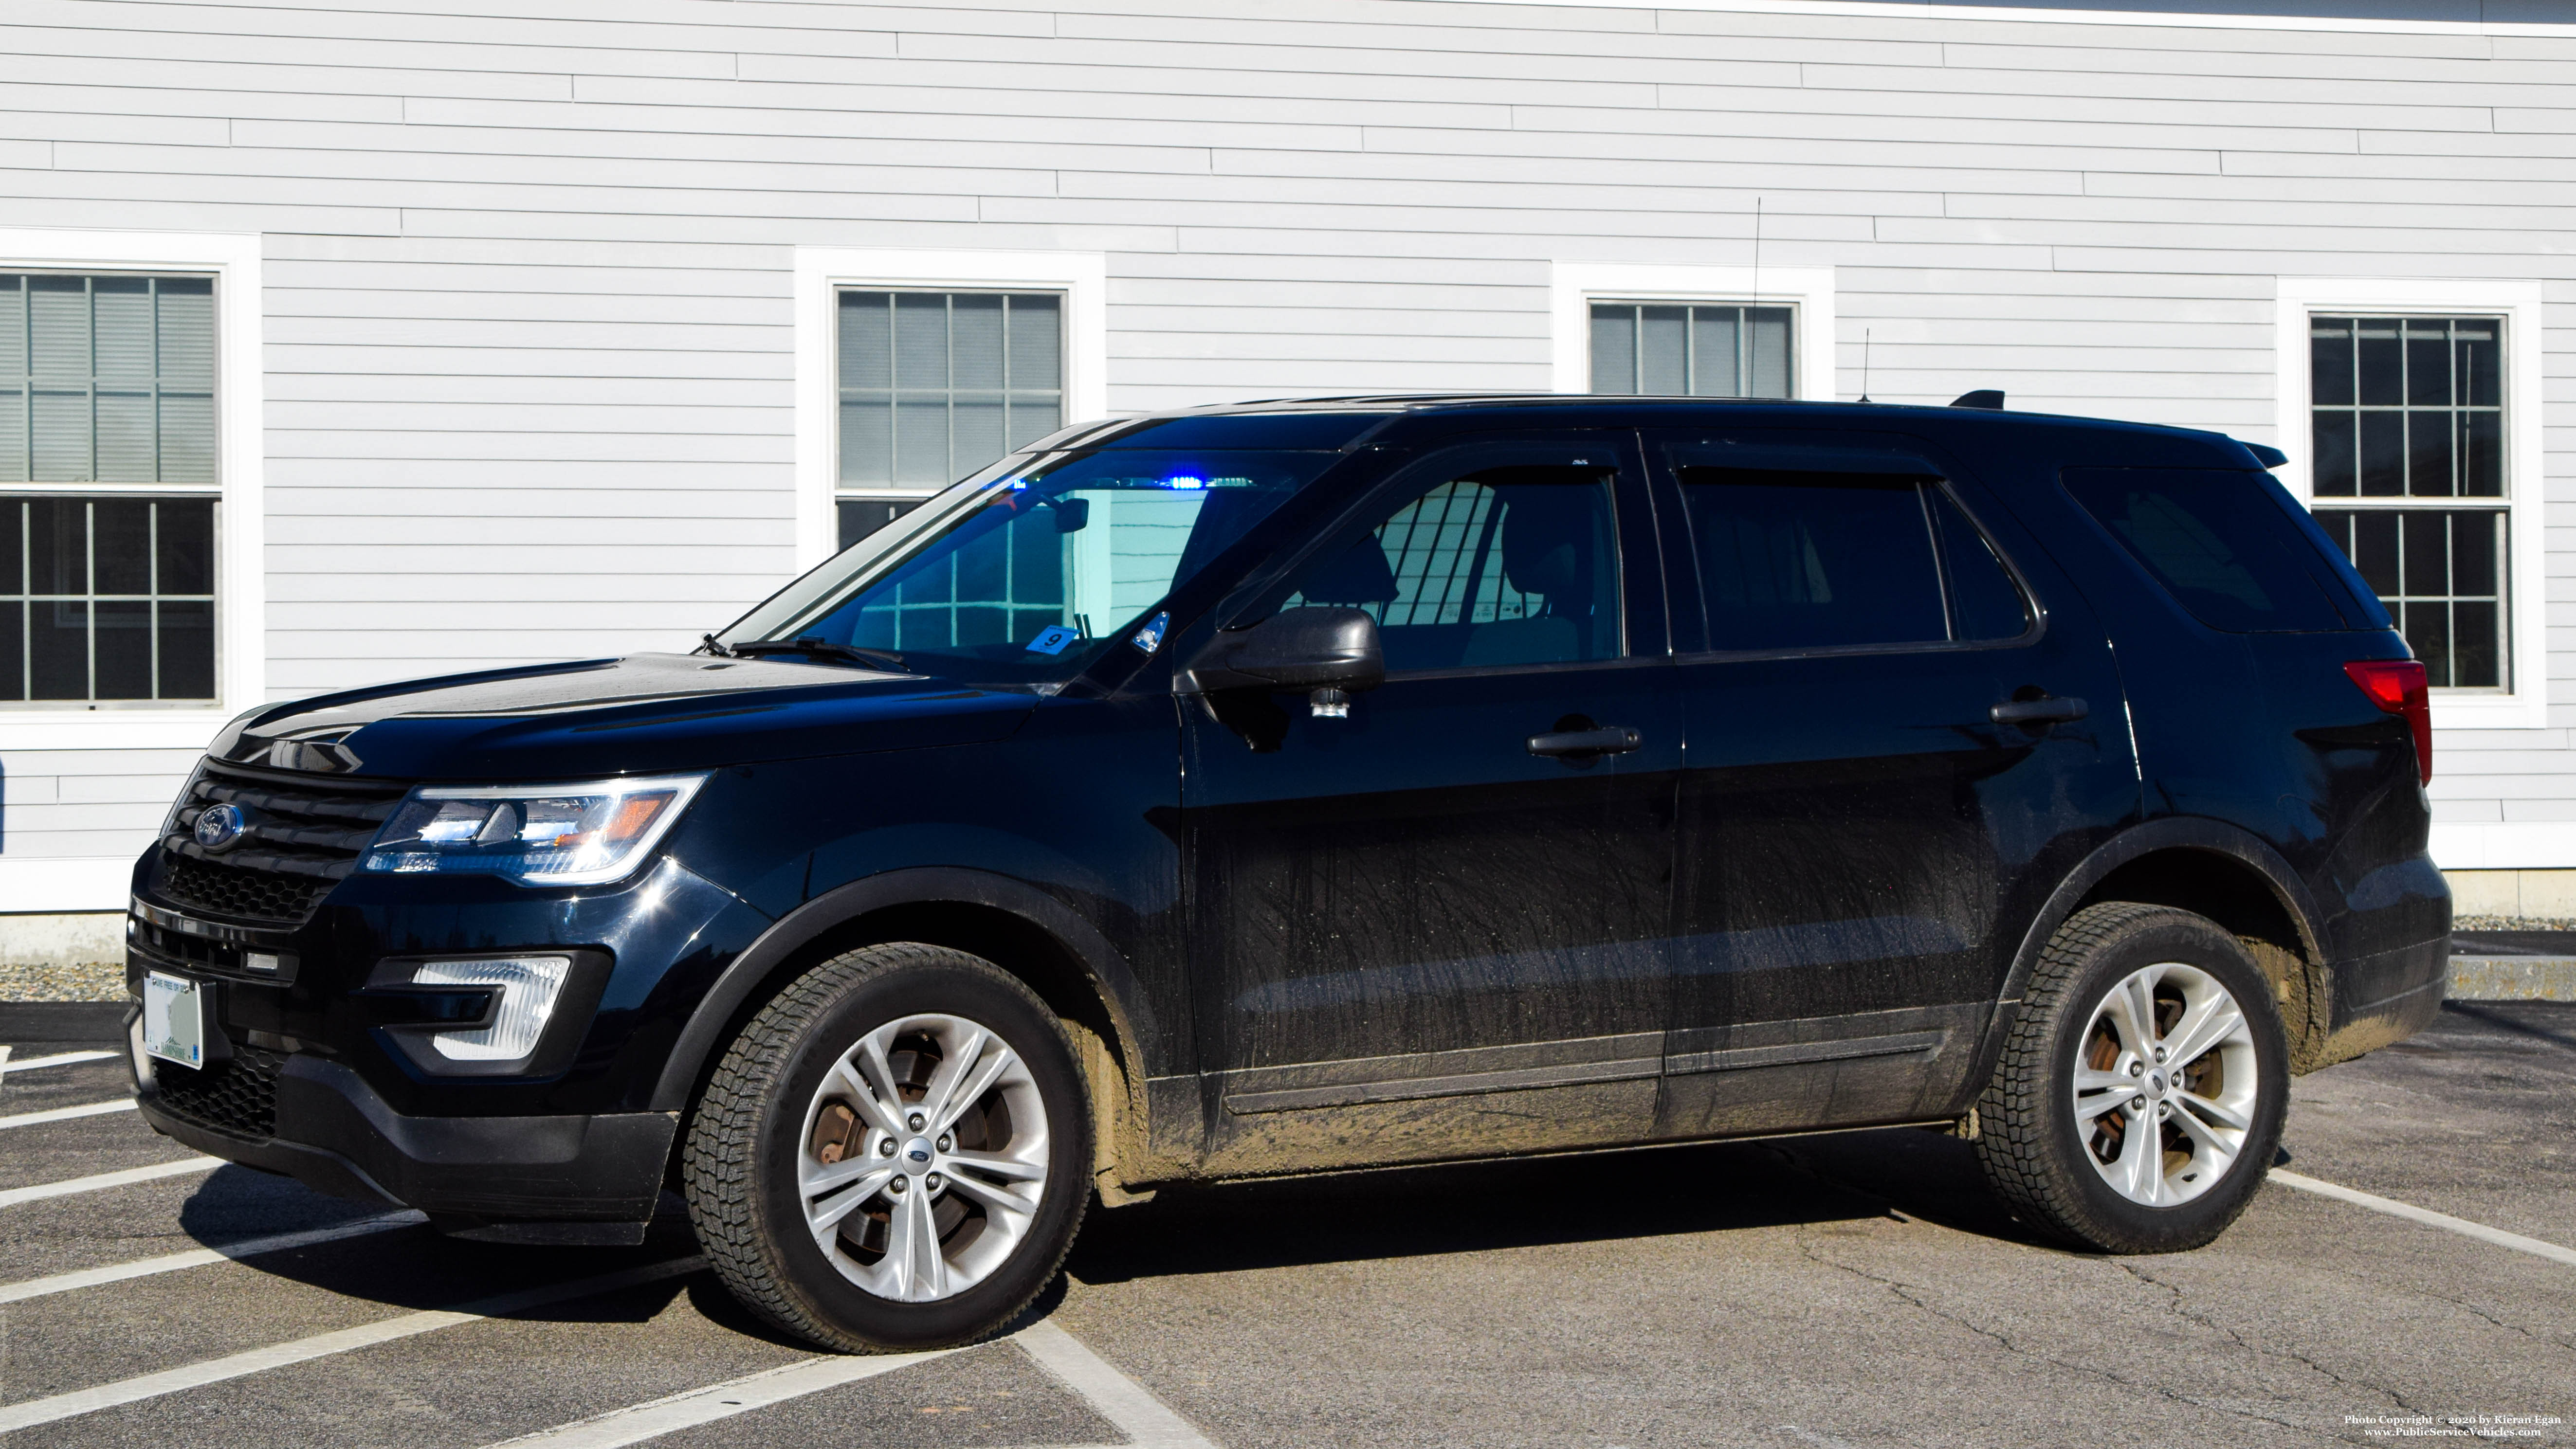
(143, 972), (206, 1069)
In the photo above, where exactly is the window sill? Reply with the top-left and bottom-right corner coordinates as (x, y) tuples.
(0, 857), (137, 913)
(0, 710), (229, 753)
(2430, 691), (2547, 732)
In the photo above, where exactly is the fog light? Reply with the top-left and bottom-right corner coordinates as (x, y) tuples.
(412, 956), (571, 1061)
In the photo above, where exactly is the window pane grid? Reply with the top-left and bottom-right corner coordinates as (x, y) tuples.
(2309, 315), (2502, 500)
(1589, 303), (1793, 399)
(2308, 311), (2508, 689)
(837, 495), (929, 552)
(2312, 507), (2503, 689)
(1371, 481), (1540, 628)
(837, 290), (1063, 490)
(0, 495), (215, 702)
(1285, 467), (1622, 670)
(841, 479), (1249, 653)
(863, 505), (1065, 651)
(0, 274), (216, 486)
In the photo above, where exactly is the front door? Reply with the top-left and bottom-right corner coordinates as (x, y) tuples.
(1645, 430), (2138, 1140)
(1179, 433), (1682, 1173)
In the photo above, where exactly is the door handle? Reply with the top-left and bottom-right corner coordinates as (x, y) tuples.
(1990, 696), (2088, 726)
(1529, 725), (1643, 758)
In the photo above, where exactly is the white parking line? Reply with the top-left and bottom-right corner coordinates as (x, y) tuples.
(3, 1050), (118, 1074)
(0, 1255), (708, 1436)
(0, 1210), (426, 1305)
(471, 1313), (1220, 1449)
(0, 1098), (136, 1130)
(2273, 1169), (2576, 1269)
(0, 1156), (219, 1209)
(482, 1346), (966, 1449)
(1016, 1318), (1222, 1449)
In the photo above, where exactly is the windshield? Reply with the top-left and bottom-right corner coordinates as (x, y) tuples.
(719, 449), (1343, 684)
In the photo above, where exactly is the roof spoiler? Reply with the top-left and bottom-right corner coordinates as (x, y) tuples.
(2240, 441), (2290, 469)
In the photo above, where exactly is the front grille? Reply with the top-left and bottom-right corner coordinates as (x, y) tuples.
(157, 855), (332, 924)
(152, 1046), (285, 1140)
(152, 763), (411, 925)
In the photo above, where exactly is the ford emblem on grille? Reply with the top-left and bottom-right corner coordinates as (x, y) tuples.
(193, 803), (248, 852)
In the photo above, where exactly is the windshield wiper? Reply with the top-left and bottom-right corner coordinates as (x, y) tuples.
(727, 636), (909, 672)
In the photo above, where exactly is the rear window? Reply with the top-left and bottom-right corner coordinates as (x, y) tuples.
(1677, 468), (2031, 652)
(2062, 467), (2358, 633)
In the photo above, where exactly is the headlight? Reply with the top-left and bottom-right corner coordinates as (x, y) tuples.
(361, 774), (708, 887)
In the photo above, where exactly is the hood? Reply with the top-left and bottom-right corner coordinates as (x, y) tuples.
(211, 653), (1040, 781)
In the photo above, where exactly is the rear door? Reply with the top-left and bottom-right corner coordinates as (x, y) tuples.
(2057, 465), (2448, 1027)
(1178, 432), (1683, 1174)
(1645, 430), (2138, 1139)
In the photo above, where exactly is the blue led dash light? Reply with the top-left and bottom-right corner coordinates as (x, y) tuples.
(1163, 475), (1206, 490)
(1131, 611), (1170, 654)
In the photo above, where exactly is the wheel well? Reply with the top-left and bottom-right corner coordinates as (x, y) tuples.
(2076, 846), (2330, 1068)
(678, 900), (1138, 1176)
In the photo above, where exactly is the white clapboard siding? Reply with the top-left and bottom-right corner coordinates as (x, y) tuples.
(0, 748), (200, 861)
(0, 0), (2568, 893)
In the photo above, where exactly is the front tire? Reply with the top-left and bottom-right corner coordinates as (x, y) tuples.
(682, 943), (1092, 1351)
(1974, 902), (2289, 1253)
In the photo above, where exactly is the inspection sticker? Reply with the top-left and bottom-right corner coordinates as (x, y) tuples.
(1024, 625), (1081, 655)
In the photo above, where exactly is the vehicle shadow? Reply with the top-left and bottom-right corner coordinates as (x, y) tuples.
(1066, 1125), (2048, 1286)
(184, 1126), (2048, 1324)
(174, 1165), (704, 1325)
(176, 1162), (1056, 1350)
(2438, 999), (2576, 1054)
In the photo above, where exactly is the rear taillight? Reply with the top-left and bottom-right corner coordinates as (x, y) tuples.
(2344, 659), (2431, 785)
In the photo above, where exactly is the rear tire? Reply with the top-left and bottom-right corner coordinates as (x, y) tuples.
(1974, 902), (2288, 1253)
(682, 943), (1092, 1351)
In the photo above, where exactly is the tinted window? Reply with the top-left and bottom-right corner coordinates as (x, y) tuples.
(2063, 468), (2350, 633)
(1284, 461), (1622, 672)
(1928, 489), (2031, 641)
(725, 449), (1337, 683)
(1681, 470), (1951, 651)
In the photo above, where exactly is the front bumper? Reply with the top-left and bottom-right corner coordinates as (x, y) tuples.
(130, 1015), (677, 1231)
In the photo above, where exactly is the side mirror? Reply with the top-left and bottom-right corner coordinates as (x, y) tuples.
(1184, 606), (1385, 718)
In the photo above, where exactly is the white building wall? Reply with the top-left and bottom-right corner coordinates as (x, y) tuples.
(0, 0), (2570, 907)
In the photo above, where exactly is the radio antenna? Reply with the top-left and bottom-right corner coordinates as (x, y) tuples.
(1750, 197), (1763, 309)
(1860, 328), (1872, 403)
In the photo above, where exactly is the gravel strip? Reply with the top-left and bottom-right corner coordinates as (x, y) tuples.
(2454, 915), (2576, 932)
(0, 961), (128, 1003)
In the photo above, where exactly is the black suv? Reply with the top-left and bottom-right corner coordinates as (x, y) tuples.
(128, 397), (2449, 1351)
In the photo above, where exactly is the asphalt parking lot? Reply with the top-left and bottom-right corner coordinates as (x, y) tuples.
(1, 1000), (2569, 1449)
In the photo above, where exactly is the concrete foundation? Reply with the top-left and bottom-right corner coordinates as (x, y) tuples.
(0, 911), (127, 1002)
(2442, 868), (2576, 926)
(2446, 957), (2576, 1002)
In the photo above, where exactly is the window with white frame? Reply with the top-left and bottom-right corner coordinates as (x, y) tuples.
(0, 272), (218, 704)
(1588, 302), (1793, 398)
(2305, 314), (2507, 689)
(834, 289), (1064, 550)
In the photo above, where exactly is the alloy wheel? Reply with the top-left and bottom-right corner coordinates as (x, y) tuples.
(2071, 962), (2261, 1208)
(796, 1011), (1051, 1303)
